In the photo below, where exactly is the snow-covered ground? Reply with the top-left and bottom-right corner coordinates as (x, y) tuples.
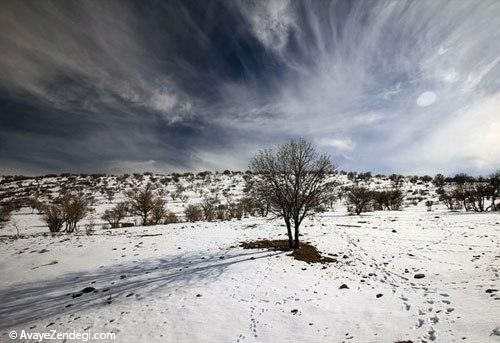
(0, 173), (499, 342)
(1, 206), (499, 342)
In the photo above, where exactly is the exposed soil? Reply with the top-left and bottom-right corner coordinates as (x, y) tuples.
(240, 239), (337, 264)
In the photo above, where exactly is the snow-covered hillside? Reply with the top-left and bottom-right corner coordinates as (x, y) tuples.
(0, 173), (499, 342)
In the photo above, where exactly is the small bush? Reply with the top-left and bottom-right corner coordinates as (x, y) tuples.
(345, 186), (373, 215)
(102, 202), (128, 228)
(0, 204), (12, 228)
(42, 204), (65, 233)
(184, 204), (203, 222)
(425, 200), (433, 211)
(150, 198), (167, 225)
(228, 202), (244, 220)
(165, 212), (179, 224)
(57, 194), (90, 232)
(201, 198), (217, 221)
(127, 188), (155, 226)
(215, 204), (227, 220)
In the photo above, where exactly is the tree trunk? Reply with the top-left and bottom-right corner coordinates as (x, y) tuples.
(285, 218), (293, 249)
(293, 220), (300, 249)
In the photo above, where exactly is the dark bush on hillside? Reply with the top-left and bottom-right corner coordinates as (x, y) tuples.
(488, 170), (500, 211)
(127, 188), (155, 226)
(345, 186), (373, 215)
(165, 212), (179, 224)
(201, 197), (217, 221)
(372, 189), (404, 210)
(239, 197), (258, 217)
(0, 204), (13, 228)
(243, 177), (270, 217)
(102, 202), (128, 228)
(23, 197), (43, 213)
(421, 175), (433, 183)
(227, 202), (244, 220)
(150, 198), (167, 225)
(184, 204), (203, 222)
(42, 204), (65, 232)
(466, 183), (494, 212)
(357, 172), (372, 181)
(215, 204), (228, 220)
(389, 174), (404, 188)
(439, 191), (462, 211)
(56, 194), (90, 232)
(425, 200), (433, 211)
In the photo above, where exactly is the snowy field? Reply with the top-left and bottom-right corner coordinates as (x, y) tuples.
(0, 173), (499, 342)
(1, 205), (499, 342)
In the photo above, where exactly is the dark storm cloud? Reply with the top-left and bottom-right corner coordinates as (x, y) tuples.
(0, 0), (499, 175)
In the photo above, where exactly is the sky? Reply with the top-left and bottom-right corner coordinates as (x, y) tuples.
(0, 0), (499, 176)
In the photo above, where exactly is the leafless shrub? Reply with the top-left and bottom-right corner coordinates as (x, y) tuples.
(345, 186), (373, 215)
(164, 211), (179, 224)
(56, 194), (90, 232)
(372, 189), (404, 211)
(127, 187), (155, 226)
(215, 204), (228, 221)
(487, 170), (499, 211)
(243, 177), (270, 217)
(42, 204), (65, 232)
(466, 183), (494, 212)
(227, 201), (243, 220)
(184, 204), (203, 222)
(425, 200), (433, 211)
(25, 197), (43, 213)
(438, 191), (461, 210)
(201, 197), (217, 221)
(0, 204), (12, 228)
(150, 198), (167, 225)
(102, 202), (128, 228)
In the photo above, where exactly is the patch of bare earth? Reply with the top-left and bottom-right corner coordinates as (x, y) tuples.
(240, 239), (337, 264)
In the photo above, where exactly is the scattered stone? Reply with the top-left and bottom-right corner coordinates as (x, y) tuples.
(196, 294), (202, 297)
(81, 287), (96, 293)
(290, 309), (298, 315)
(339, 284), (349, 289)
(376, 293), (383, 298)
(391, 229), (397, 233)
(414, 273), (425, 279)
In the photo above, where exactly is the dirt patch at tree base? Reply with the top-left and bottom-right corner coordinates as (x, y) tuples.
(240, 239), (337, 264)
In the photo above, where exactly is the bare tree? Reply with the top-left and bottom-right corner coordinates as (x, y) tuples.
(243, 176), (271, 217)
(487, 170), (500, 211)
(150, 198), (167, 225)
(250, 138), (336, 249)
(102, 202), (128, 228)
(56, 194), (90, 232)
(127, 188), (155, 226)
(0, 203), (12, 229)
(345, 186), (373, 215)
(42, 204), (65, 233)
(184, 204), (203, 222)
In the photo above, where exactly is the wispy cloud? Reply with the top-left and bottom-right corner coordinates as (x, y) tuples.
(0, 0), (499, 175)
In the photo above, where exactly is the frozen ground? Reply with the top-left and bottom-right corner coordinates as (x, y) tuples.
(1, 206), (499, 342)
